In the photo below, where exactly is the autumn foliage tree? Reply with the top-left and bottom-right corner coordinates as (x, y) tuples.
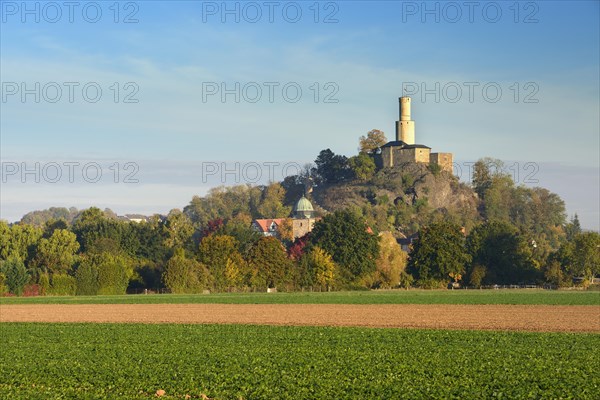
(364, 232), (409, 289)
(248, 237), (291, 289)
(301, 247), (338, 291)
(359, 129), (387, 154)
(199, 234), (245, 290)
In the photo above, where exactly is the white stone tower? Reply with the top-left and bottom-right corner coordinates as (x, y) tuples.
(395, 96), (415, 144)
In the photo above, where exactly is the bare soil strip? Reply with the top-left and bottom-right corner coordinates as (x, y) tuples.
(1, 304), (599, 332)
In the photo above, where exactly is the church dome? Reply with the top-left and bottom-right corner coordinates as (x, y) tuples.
(294, 196), (314, 218)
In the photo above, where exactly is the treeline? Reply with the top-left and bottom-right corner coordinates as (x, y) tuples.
(1, 145), (598, 295)
(0, 203), (597, 296)
(0, 207), (399, 295)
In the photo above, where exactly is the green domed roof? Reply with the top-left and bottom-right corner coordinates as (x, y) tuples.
(295, 196), (314, 212)
(294, 196), (315, 218)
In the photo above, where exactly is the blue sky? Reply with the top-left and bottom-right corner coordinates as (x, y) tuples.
(1, 1), (599, 229)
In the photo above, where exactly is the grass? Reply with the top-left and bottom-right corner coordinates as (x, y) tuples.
(1, 289), (599, 305)
(1, 323), (598, 399)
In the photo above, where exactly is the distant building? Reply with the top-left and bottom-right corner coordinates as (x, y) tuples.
(375, 97), (453, 173)
(252, 196), (319, 239)
(118, 214), (149, 223)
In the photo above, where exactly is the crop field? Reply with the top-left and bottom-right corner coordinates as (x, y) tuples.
(1, 323), (599, 399)
(1, 290), (598, 399)
(1, 289), (599, 305)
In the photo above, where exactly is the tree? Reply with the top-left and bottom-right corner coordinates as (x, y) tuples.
(348, 153), (376, 181)
(35, 229), (80, 274)
(565, 214), (582, 241)
(408, 222), (470, 287)
(3, 256), (29, 296)
(162, 248), (209, 293)
(314, 149), (351, 183)
(76, 259), (100, 295)
(199, 234), (245, 290)
(75, 252), (132, 295)
(466, 221), (537, 285)
(366, 232), (409, 289)
(359, 129), (387, 154)
(72, 207), (140, 256)
(162, 209), (194, 250)
(0, 223), (42, 265)
(302, 247), (338, 291)
(217, 215), (262, 258)
(310, 210), (379, 283)
(472, 158), (506, 199)
(258, 183), (291, 218)
(561, 232), (600, 285)
(248, 237), (291, 289)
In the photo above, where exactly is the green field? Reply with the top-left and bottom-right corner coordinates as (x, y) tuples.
(1, 323), (598, 399)
(1, 289), (599, 305)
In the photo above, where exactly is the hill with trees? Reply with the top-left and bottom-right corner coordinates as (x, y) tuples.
(1, 131), (598, 295)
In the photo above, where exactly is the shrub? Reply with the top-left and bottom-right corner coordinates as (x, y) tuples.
(38, 273), (50, 295)
(0, 272), (7, 295)
(48, 274), (76, 296)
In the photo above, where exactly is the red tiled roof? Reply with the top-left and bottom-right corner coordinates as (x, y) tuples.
(253, 218), (285, 233)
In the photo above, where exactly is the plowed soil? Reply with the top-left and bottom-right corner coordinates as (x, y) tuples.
(2, 304), (599, 332)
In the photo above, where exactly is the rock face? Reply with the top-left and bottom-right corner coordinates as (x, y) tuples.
(311, 162), (479, 229)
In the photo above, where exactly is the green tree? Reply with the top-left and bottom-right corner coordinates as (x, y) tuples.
(257, 183), (291, 218)
(466, 221), (537, 285)
(561, 232), (600, 285)
(35, 229), (80, 274)
(314, 149), (351, 183)
(0, 223), (42, 265)
(472, 158), (505, 199)
(3, 256), (29, 296)
(199, 234), (245, 290)
(348, 153), (376, 181)
(217, 215), (262, 257)
(75, 258), (100, 295)
(310, 209), (380, 283)
(75, 252), (132, 295)
(248, 237), (291, 289)
(408, 222), (470, 287)
(358, 129), (387, 154)
(72, 207), (140, 256)
(565, 214), (582, 241)
(163, 248), (209, 293)
(162, 209), (194, 250)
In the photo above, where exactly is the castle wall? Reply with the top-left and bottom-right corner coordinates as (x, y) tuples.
(380, 147), (430, 167)
(394, 147), (429, 164)
(430, 152), (453, 173)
